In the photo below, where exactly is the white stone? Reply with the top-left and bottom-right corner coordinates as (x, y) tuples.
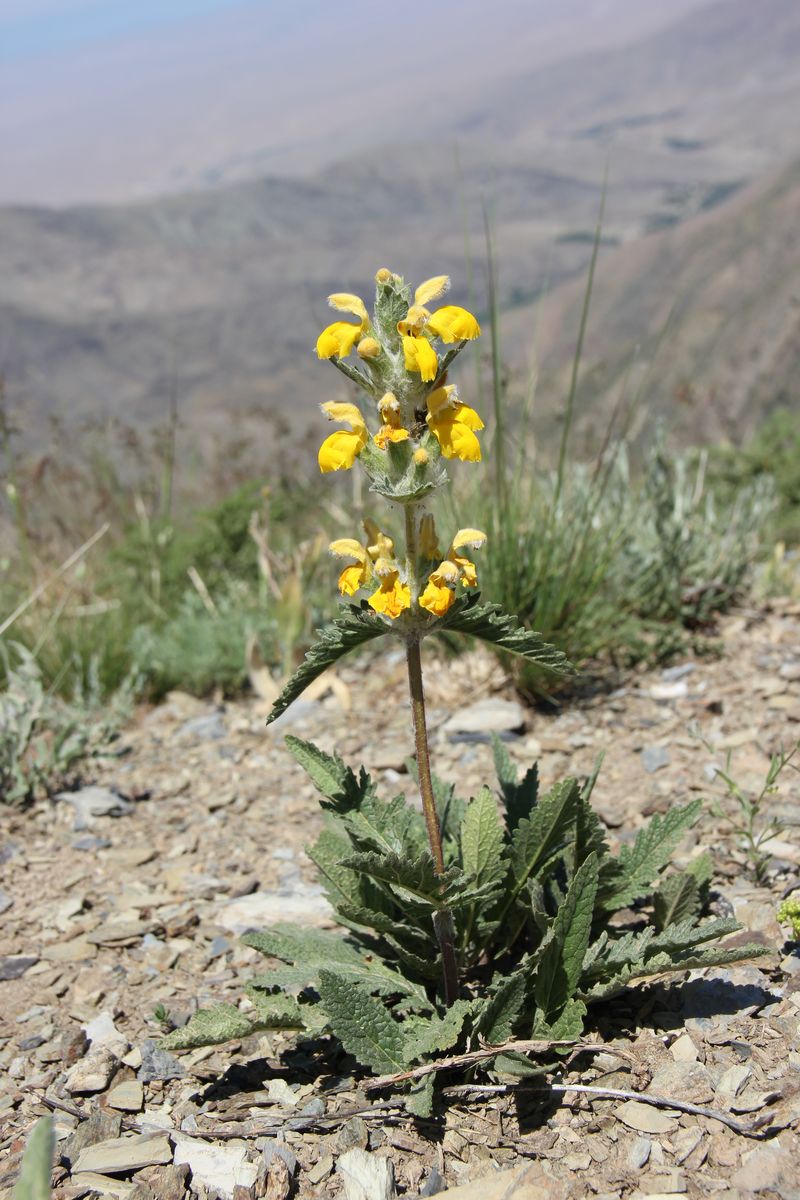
(216, 888), (332, 934)
(337, 1148), (397, 1200)
(444, 698), (526, 736)
(83, 1011), (129, 1057)
(172, 1134), (258, 1199)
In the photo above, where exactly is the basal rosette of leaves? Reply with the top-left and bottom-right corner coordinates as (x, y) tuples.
(160, 270), (769, 1114)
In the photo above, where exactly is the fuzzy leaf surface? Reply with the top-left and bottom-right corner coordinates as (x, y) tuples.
(13, 1116), (53, 1200)
(473, 968), (529, 1043)
(460, 787), (506, 888)
(492, 734), (539, 831)
(436, 594), (574, 673)
(285, 736), (376, 812)
(267, 606), (388, 723)
(317, 970), (408, 1073)
(598, 800), (702, 911)
(533, 853), (598, 1034)
(159, 998), (303, 1051)
(509, 779), (580, 889)
(403, 999), (475, 1062)
(653, 872), (702, 931)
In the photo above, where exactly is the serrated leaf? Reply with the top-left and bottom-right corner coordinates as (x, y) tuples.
(436, 595), (574, 674)
(653, 872), (701, 931)
(460, 787), (505, 888)
(492, 734), (539, 831)
(317, 970), (408, 1073)
(492, 1051), (548, 1077)
(159, 1001), (298, 1051)
(285, 736), (376, 812)
(474, 969), (528, 1043)
(342, 849), (452, 909)
(267, 605), (389, 723)
(598, 800), (702, 912)
(533, 853), (599, 1034)
(404, 1073), (435, 1117)
(243, 924), (427, 1004)
(538, 996), (587, 1040)
(509, 779), (580, 889)
(13, 1116), (53, 1200)
(403, 999), (474, 1062)
(343, 794), (426, 857)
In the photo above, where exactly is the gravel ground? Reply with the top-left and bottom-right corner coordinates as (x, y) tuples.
(1, 599), (799, 1199)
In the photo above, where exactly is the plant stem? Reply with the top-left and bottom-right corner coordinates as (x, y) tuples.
(406, 635), (459, 1007)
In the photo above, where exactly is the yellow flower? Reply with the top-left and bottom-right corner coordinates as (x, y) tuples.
(329, 521), (410, 619)
(426, 385), (484, 462)
(369, 573), (411, 619)
(329, 537), (370, 596)
(419, 529), (486, 616)
(398, 275), (480, 381)
(357, 337), (381, 360)
(373, 392), (410, 450)
(316, 293), (369, 360)
(318, 401), (368, 473)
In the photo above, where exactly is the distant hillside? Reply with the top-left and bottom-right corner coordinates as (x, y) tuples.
(502, 160), (800, 451)
(1, 0), (798, 470)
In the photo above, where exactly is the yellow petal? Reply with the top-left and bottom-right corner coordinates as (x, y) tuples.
(374, 425), (410, 450)
(452, 554), (478, 588)
(329, 538), (368, 562)
(451, 528), (487, 552)
(419, 578), (455, 617)
(327, 293), (368, 321)
(403, 335), (439, 382)
(320, 401), (368, 432)
(378, 392), (399, 417)
(426, 384), (458, 418)
(430, 559), (460, 585)
(338, 563), (369, 595)
(318, 429), (367, 473)
(414, 275), (450, 307)
(369, 576), (411, 619)
(452, 403), (484, 431)
(430, 418), (482, 462)
(316, 321), (363, 359)
(426, 305), (481, 343)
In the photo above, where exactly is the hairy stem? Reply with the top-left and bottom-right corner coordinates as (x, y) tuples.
(406, 635), (459, 1007)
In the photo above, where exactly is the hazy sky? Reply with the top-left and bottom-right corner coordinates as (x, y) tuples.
(0, 0), (715, 204)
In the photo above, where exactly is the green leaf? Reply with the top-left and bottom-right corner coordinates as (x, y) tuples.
(266, 606), (389, 723)
(653, 872), (701, 931)
(460, 787), (506, 888)
(541, 997), (587, 1040)
(317, 970), (408, 1073)
(243, 924), (427, 1005)
(285, 737), (377, 812)
(404, 1074), (435, 1117)
(341, 849), (451, 909)
(598, 800), (702, 912)
(492, 735), (539, 831)
(473, 968), (528, 1043)
(509, 779), (580, 888)
(403, 999), (475, 1062)
(13, 1116), (53, 1200)
(436, 594), (574, 674)
(159, 999), (303, 1051)
(533, 853), (599, 1035)
(492, 1051), (548, 1077)
(343, 794), (426, 857)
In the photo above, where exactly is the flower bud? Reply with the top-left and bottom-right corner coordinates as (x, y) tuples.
(375, 268), (392, 283)
(413, 448), (429, 466)
(357, 337), (381, 360)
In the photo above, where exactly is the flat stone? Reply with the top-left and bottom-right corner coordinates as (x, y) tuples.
(649, 1061), (714, 1104)
(669, 1034), (698, 1062)
(641, 745), (671, 773)
(56, 785), (132, 829)
(66, 1045), (119, 1094)
(715, 1064), (751, 1104)
(74, 1133), (172, 1174)
(648, 682), (688, 701)
(444, 698), (526, 738)
(732, 1145), (791, 1193)
(615, 1100), (677, 1134)
(216, 887), (332, 933)
(0, 888), (12, 915)
(335, 1116), (370, 1154)
(0, 955), (39, 981)
(41, 938), (98, 963)
(106, 1080), (144, 1111)
(62, 1108), (123, 1168)
(172, 1134), (258, 1199)
(138, 1039), (185, 1082)
(71, 1171), (135, 1198)
(128, 1162), (190, 1200)
(429, 1163), (566, 1199)
(337, 1148), (397, 1200)
(628, 1137), (652, 1169)
(83, 1012), (129, 1056)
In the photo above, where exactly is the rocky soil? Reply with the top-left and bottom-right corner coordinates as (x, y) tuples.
(1, 600), (799, 1200)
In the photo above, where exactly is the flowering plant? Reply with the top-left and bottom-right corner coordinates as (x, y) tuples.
(162, 269), (767, 1113)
